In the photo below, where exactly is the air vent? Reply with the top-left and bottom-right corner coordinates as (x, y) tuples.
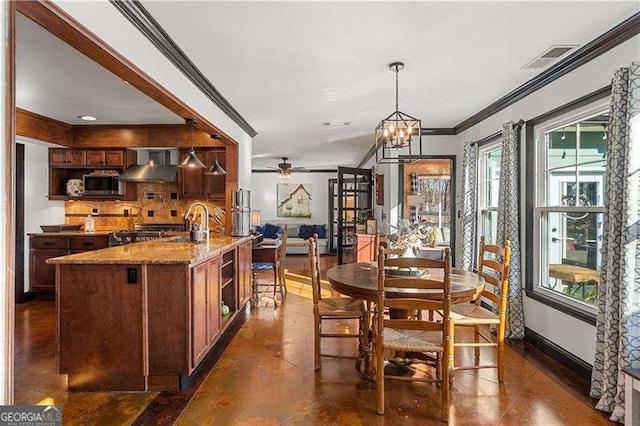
(321, 121), (351, 127)
(522, 45), (579, 70)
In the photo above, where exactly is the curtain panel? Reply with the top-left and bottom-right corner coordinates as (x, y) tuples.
(590, 62), (640, 423)
(496, 122), (525, 339)
(458, 142), (478, 271)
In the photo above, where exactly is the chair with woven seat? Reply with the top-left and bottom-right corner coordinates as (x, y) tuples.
(253, 225), (288, 304)
(375, 247), (453, 421)
(451, 236), (511, 381)
(309, 233), (366, 370)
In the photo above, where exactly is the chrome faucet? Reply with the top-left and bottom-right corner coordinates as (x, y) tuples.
(184, 202), (210, 243)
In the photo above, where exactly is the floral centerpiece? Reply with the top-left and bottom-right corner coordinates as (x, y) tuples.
(387, 219), (440, 256)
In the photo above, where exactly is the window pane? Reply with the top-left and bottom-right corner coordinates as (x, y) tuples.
(578, 164), (606, 206)
(480, 210), (498, 245)
(547, 166), (577, 206)
(540, 211), (603, 306)
(547, 128), (576, 169)
(485, 148), (502, 207)
(577, 117), (607, 165)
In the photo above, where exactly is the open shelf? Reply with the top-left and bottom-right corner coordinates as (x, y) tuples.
(221, 311), (235, 329)
(221, 277), (234, 289)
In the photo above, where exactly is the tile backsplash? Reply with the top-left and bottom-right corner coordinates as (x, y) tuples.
(65, 183), (226, 232)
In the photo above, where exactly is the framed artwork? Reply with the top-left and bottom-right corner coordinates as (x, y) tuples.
(277, 183), (312, 218)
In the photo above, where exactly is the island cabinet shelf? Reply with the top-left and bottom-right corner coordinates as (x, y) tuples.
(53, 237), (253, 392)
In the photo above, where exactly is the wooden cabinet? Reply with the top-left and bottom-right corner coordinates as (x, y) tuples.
(191, 262), (209, 367)
(204, 150), (226, 199)
(177, 149), (206, 200)
(86, 150), (125, 167)
(30, 249), (68, 292)
(177, 148), (227, 200)
(50, 149), (86, 167)
(105, 150), (124, 166)
(29, 234), (108, 293)
(355, 234), (377, 263)
(237, 241), (252, 304)
(55, 238), (252, 391)
(48, 148), (137, 201)
(207, 260), (221, 345)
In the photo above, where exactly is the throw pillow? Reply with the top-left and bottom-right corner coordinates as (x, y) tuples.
(298, 225), (316, 240)
(256, 225), (266, 235)
(263, 223), (282, 239)
(315, 224), (327, 239)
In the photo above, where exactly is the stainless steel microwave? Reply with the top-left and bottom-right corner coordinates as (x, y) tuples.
(83, 174), (122, 196)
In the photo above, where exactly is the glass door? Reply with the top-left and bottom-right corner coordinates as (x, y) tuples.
(337, 167), (373, 264)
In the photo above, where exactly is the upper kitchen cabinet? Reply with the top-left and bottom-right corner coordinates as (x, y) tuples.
(48, 148), (137, 201)
(50, 149), (86, 167)
(178, 148), (227, 200)
(85, 149), (125, 167)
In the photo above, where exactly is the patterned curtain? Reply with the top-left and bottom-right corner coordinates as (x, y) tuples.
(458, 142), (478, 271)
(590, 62), (640, 423)
(410, 173), (419, 222)
(496, 122), (525, 339)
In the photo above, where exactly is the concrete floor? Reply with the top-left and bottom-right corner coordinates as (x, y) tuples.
(15, 254), (612, 425)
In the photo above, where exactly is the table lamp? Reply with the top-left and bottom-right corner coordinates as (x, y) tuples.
(251, 210), (262, 234)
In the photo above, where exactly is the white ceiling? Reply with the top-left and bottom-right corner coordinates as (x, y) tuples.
(141, 1), (638, 169)
(15, 14), (183, 125)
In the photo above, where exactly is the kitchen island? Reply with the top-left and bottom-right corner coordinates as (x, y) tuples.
(48, 235), (253, 391)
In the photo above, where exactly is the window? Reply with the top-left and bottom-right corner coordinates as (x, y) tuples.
(532, 105), (608, 314)
(478, 143), (502, 250)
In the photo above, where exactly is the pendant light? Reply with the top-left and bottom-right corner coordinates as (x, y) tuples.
(205, 134), (227, 175)
(374, 62), (422, 164)
(179, 119), (206, 168)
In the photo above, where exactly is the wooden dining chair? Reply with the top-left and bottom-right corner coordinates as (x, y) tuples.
(375, 247), (453, 421)
(451, 237), (511, 382)
(252, 225), (288, 304)
(309, 234), (366, 370)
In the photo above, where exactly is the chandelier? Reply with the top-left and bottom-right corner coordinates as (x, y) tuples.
(375, 62), (422, 164)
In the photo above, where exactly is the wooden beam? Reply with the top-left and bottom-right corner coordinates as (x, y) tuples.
(71, 124), (227, 148)
(16, 0), (238, 146)
(16, 108), (72, 146)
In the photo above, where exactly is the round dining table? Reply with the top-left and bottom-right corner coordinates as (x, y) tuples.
(327, 262), (485, 303)
(326, 262), (485, 379)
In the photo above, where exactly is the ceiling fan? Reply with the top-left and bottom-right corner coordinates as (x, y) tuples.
(266, 157), (306, 178)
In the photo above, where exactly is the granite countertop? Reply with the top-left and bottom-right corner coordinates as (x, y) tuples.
(28, 231), (116, 237)
(47, 235), (251, 265)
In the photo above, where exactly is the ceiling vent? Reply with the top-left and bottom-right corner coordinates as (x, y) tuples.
(321, 121), (351, 127)
(522, 45), (579, 70)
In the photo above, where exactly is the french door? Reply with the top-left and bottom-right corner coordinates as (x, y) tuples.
(337, 167), (373, 264)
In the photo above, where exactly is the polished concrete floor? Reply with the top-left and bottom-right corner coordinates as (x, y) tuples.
(15, 254), (612, 425)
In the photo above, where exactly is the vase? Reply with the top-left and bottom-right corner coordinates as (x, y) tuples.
(66, 179), (83, 197)
(401, 246), (416, 258)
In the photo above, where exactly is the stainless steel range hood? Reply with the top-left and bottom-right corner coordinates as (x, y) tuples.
(119, 150), (177, 183)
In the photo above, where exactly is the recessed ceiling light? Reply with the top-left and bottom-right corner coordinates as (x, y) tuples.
(79, 115), (97, 121)
(321, 121), (351, 127)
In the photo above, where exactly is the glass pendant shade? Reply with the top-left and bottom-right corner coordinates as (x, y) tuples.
(179, 147), (206, 168)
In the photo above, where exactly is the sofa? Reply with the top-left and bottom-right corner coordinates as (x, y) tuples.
(258, 222), (329, 255)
